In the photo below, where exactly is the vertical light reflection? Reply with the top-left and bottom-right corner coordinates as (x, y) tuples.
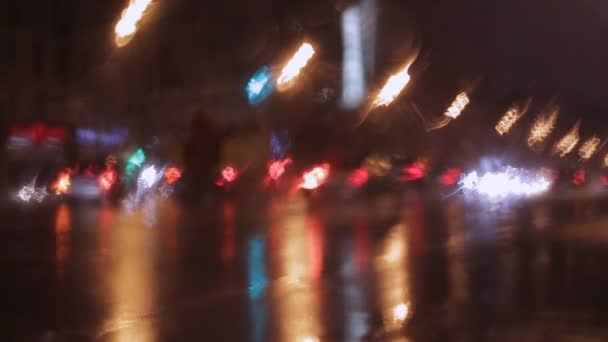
(375, 221), (411, 331)
(98, 205), (114, 254)
(307, 215), (324, 280)
(444, 198), (469, 304)
(55, 204), (71, 282)
(354, 220), (371, 273)
(221, 201), (236, 265)
(248, 235), (268, 342)
(103, 214), (157, 342)
(163, 199), (180, 262)
(343, 219), (370, 341)
(532, 204), (551, 306)
(271, 195), (322, 342)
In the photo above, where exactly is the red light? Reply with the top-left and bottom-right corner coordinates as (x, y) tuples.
(98, 167), (117, 192)
(32, 122), (45, 143)
(347, 168), (370, 188)
(45, 127), (66, 141)
(401, 160), (427, 182)
(164, 167), (182, 185)
(439, 168), (462, 186)
(299, 163), (330, 190)
(572, 170), (586, 186)
(601, 175), (608, 186)
(216, 166), (239, 187)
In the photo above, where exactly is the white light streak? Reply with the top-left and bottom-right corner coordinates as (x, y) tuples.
(115, 0), (153, 47)
(444, 92), (470, 119)
(139, 165), (163, 189)
(459, 168), (552, 199)
(341, 5), (366, 109)
(277, 43), (315, 89)
(373, 65), (411, 107)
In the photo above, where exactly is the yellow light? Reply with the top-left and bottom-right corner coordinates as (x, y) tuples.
(373, 65), (411, 107)
(496, 100), (531, 136)
(578, 136), (601, 161)
(528, 109), (558, 147)
(364, 154), (392, 177)
(277, 43), (316, 90)
(51, 170), (72, 195)
(444, 92), (470, 119)
(115, 0), (153, 47)
(553, 121), (581, 157)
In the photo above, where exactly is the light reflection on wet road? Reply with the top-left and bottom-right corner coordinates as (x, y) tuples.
(2, 193), (608, 341)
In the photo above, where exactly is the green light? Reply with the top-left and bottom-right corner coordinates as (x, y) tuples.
(127, 148), (146, 168)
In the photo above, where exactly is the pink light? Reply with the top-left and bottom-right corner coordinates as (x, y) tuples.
(268, 158), (293, 181)
(601, 175), (608, 186)
(299, 163), (330, 190)
(439, 168), (462, 186)
(98, 167), (117, 192)
(401, 160), (427, 182)
(216, 166), (239, 187)
(347, 168), (370, 188)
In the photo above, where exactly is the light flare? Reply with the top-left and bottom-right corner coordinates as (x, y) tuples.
(115, 0), (153, 47)
(373, 65), (411, 107)
(16, 178), (48, 203)
(98, 167), (118, 192)
(246, 66), (275, 105)
(459, 167), (553, 199)
(572, 169), (586, 186)
(51, 169), (72, 195)
(268, 158), (293, 181)
(347, 168), (370, 188)
(553, 121), (581, 157)
(139, 165), (163, 189)
(364, 154), (392, 177)
(496, 100), (531, 136)
(440, 168), (462, 186)
(393, 303), (409, 322)
(578, 136), (601, 161)
(216, 166), (239, 187)
(299, 164), (330, 190)
(528, 108), (559, 147)
(277, 43), (315, 90)
(164, 167), (182, 185)
(444, 92), (470, 119)
(401, 160), (427, 182)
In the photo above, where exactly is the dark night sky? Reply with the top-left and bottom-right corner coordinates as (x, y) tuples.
(5, 0), (608, 136)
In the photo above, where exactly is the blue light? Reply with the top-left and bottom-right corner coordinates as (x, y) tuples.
(270, 130), (291, 159)
(246, 66), (275, 105)
(99, 129), (128, 146)
(247, 236), (268, 300)
(76, 128), (97, 146)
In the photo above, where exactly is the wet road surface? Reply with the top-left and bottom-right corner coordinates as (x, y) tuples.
(2, 192), (608, 341)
